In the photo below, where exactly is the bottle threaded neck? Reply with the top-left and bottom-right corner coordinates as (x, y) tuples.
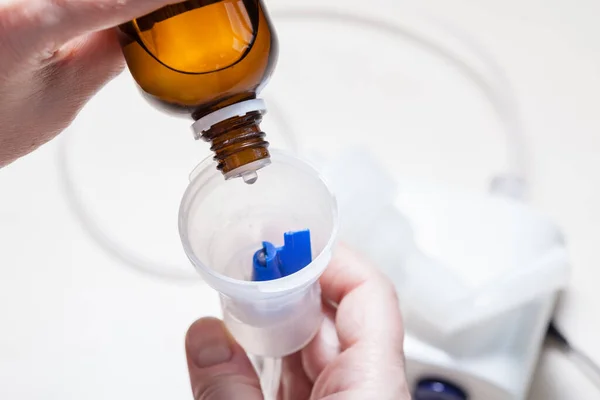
(200, 110), (270, 179)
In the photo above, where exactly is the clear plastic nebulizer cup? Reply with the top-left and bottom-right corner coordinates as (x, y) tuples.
(179, 150), (338, 357)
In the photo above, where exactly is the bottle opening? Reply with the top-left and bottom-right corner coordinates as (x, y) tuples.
(192, 99), (272, 180)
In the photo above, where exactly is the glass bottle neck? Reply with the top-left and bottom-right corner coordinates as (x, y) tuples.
(197, 109), (271, 181)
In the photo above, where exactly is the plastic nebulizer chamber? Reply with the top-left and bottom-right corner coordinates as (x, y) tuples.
(178, 150), (338, 357)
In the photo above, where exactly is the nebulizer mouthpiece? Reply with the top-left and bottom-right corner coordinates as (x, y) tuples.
(179, 150), (338, 357)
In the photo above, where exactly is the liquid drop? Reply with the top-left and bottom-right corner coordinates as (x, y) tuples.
(242, 171), (258, 185)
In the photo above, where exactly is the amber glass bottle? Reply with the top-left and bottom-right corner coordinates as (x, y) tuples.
(118, 0), (278, 180)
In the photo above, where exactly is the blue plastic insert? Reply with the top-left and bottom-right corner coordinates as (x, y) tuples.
(252, 230), (312, 281)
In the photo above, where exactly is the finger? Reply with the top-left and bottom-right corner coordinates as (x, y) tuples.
(300, 304), (340, 383)
(312, 343), (410, 400)
(186, 318), (263, 400)
(319, 245), (404, 349)
(1, 0), (177, 62)
(309, 246), (410, 399)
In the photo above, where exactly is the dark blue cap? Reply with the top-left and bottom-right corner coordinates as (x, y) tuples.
(414, 379), (468, 400)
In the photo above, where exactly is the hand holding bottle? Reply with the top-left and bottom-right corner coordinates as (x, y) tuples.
(0, 0), (176, 167)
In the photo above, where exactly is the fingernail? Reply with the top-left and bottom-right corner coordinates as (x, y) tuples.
(188, 319), (234, 368)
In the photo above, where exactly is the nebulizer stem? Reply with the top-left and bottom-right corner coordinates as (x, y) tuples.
(256, 356), (283, 400)
(249, 230), (314, 396)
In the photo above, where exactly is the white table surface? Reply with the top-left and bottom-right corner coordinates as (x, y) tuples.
(1, 0), (599, 399)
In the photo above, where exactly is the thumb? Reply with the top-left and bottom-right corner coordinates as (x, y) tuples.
(186, 318), (263, 400)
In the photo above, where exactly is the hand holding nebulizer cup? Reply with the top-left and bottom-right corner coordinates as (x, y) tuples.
(178, 150), (338, 358)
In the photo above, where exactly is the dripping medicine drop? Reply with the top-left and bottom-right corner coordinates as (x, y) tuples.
(242, 171), (258, 185)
